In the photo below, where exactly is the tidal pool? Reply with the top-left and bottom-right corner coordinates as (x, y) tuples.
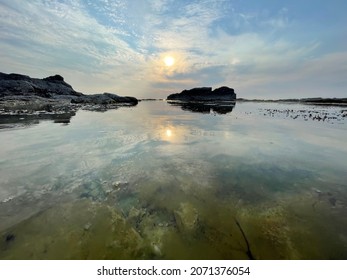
(0, 101), (347, 259)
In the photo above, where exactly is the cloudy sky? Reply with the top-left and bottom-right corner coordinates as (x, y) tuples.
(1, 0), (346, 99)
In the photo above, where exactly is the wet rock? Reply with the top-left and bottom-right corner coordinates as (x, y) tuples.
(329, 197), (337, 207)
(174, 202), (199, 234)
(151, 242), (162, 256)
(71, 93), (138, 106)
(113, 181), (129, 189)
(84, 223), (92, 231)
(127, 207), (146, 228)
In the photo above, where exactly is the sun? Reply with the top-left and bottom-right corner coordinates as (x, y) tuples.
(164, 56), (175, 67)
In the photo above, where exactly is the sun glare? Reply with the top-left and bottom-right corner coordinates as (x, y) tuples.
(166, 129), (172, 137)
(164, 56), (175, 67)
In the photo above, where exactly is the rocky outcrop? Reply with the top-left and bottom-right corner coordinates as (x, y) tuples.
(167, 86), (236, 101)
(71, 93), (138, 105)
(0, 73), (82, 98)
(167, 86), (236, 115)
(0, 72), (138, 108)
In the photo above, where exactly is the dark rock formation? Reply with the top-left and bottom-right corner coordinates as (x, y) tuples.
(167, 86), (236, 114)
(0, 72), (81, 98)
(0, 72), (138, 111)
(71, 93), (138, 105)
(167, 86), (236, 101)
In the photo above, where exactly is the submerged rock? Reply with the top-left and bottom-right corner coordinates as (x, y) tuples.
(0, 200), (147, 259)
(174, 202), (199, 234)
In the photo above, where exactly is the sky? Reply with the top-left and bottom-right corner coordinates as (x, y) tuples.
(1, 0), (347, 99)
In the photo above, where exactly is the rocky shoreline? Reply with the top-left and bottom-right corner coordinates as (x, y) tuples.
(0, 72), (138, 115)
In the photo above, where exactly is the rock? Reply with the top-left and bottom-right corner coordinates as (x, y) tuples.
(128, 207), (146, 224)
(83, 222), (92, 231)
(174, 202), (199, 234)
(0, 72), (81, 98)
(71, 93), (138, 106)
(113, 181), (128, 189)
(167, 86), (236, 101)
(167, 86), (236, 115)
(151, 242), (162, 256)
(0, 72), (138, 114)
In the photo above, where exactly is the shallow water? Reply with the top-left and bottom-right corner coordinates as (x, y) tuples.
(0, 101), (347, 259)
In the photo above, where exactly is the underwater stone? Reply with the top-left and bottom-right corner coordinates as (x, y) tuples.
(151, 242), (162, 256)
(5, 233), (15, 243)
(84, 222), (92, 231)
(174, 202), (199, 234)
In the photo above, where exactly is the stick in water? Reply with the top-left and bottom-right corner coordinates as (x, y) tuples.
(235, 218), (255, 260)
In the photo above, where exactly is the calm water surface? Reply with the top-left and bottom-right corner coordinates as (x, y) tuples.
(0, 101), (347, 259)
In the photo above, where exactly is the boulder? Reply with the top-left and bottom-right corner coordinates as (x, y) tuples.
(174, 202), (199, 234)
(167, 86), (236, 101)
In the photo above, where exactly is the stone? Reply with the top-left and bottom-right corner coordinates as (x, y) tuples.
(174, 202), (199, 234)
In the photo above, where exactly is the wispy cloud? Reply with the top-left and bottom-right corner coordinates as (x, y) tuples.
(0, 0), (346, 98)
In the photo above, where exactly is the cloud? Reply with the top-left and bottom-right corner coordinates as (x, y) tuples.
(0, 0), (345, 98)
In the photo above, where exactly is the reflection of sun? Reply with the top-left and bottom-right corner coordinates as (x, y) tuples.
(164, 56), (175, 67)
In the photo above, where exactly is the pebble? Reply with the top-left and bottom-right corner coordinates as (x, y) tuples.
(84, 223), (92, 231)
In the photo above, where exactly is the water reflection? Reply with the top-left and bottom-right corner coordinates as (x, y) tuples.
(0, 101), (347, 259)
(0, 111), (76, 129)
(159, 125), (188, 144)
(168, 101), (236, 114)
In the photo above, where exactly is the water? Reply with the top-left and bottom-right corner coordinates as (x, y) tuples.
(0, 101), (347, 259)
